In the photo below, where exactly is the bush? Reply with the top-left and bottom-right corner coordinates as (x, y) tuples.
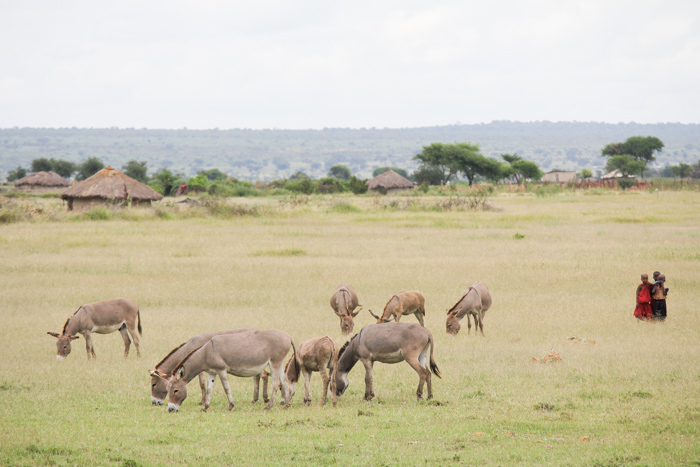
(328, 202), (361, 213)
(617, 178), (636, 190)
(81, 207), (110, 221)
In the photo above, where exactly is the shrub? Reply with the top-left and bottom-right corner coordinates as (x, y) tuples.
(81, 207), (110, 221)
(328, 202), (361, 213)
(617, 178), (636, 190)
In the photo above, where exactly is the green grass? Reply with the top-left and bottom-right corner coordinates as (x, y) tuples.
(0, 191), (699, 465)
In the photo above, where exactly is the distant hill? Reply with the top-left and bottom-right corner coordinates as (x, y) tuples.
(1, 122), (698, 180)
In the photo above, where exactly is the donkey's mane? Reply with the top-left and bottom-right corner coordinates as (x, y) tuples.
(172, 345), (204, 375)
(338, 333), (359, 358)
(382, 295), (397, 313)
(155, 342), (187, 369)
(447, 288), (472, 315)
(62, 306), (84, 334)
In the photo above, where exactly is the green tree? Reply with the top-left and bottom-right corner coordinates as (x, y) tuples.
(413, 143), (461, 184)
(51, 159), (76, 179)
(76, 157), (105, 181)
(579, 168), (593, 178)
(151, 168), (179, 196)
(187, 174), (209, 192)
(412, 165), (444, 186)
(289, 171), (310, 180)
(328, 164), (351, 180)
(501, 154), (543, 183)
(122, 160), (148, 183)
(601, 136), (664, 178)
(30, 158), (52, 173)
(7, 166), (27, 182)
(348, 175), (368, 194)
(670, 163), (692, 179)
(605, 155), (646, 177)
(197, 168), (227, 181)
(372, 167), (409, 179)
(451, 146), (502, 186)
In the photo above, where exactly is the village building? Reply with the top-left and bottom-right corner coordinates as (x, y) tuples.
(366, 169), (414, 195)
(60, 166), (163, 211)
(14, 171), (71, 193)
(541, 170), (577, 184)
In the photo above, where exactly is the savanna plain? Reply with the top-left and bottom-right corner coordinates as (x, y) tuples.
(1, 191), (699, 466)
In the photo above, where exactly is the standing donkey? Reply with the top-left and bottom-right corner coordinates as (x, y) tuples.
(47, 298), (141, 360)
(330, 284), (361, 334)
(445, 281), (492, 336)
(283, 336), (339, 407)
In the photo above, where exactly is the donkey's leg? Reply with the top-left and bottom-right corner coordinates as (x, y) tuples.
(266, 364), (280, 410)
(252, 374), (261, 403)
(478, 310), (485, 336)
(467, 313), (472, 335)
(216, 370), (235, 411)
(278, 361), (291, 408)
(201, 373), (216, 412)
(415, 310), (425, 327)
(83, 331), (96, 359)
(405, 356), (429, 400)
(320, 367), (330, 406)
(262, 370), (270, 403)
(119, 325), (131, 358)
(362, 359), (375, 401)
(126, 323), (141, 357)
(303, 370), (312, 406)
(198, 372), (208, 406)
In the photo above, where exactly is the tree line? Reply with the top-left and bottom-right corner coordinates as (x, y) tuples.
(6, 135), (699, 196)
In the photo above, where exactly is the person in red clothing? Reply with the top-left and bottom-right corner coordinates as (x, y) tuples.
(634, 274), (653, 321)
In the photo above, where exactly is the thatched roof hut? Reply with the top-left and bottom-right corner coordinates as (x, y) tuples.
(366, 169), (414, 194)
(15, 171), (71, 193)
(61, 166), (162, 211)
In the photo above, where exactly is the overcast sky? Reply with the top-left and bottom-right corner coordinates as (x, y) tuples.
(1, 1), (698, 129)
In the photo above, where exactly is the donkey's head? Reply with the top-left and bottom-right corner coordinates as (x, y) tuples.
(338, 313), (355, 334)
(446, 312), (461, 335)
(166, 368), (188, 412)
(148, 370), (170, 406)
(47, 332), (79, 361)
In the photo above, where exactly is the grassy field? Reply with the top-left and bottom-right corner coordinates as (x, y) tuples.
(1, 191), (699, 466)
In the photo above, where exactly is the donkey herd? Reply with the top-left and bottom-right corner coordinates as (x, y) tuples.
(47, 281), (492, 412)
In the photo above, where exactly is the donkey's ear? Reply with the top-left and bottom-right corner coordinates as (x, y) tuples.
(68, 335), (80, 340)
(47, 332), (60, 338)
(177, 367), (185, 380)
(149, 370), (169, 379)
(351, 306), (362, 317)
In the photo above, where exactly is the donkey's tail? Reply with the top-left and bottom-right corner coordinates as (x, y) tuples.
(137, 308), (143, 336)
(289, 339), (301, 383)
(429, 334), (441, 378)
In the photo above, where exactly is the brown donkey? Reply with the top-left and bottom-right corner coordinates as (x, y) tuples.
(47, 298), (141, 361)
(283, 336), (339, 406)
(330, 284), (361, 334)
(446, 281), (492, 336)
(152, 329), (299, 412)
(334, 322), (440, 402)
(369, 290), (426, 326)
(149, 329), (268, 406)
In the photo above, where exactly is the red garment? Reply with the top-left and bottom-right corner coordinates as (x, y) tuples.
(634, 283), (652, 320)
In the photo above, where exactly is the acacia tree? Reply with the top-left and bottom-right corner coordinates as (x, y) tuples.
(605, 155), (646, 177)
(500, 153), (543, 183)
(122, 160), (149, 183)
(76, 157), (105, 181)
(601, 136), (664, 178)
(413, 143), (461, 184)
(328, 164), (351, 180)
(670, 163), (692, 179)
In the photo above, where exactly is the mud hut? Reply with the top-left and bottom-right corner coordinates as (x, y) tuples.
(541, 170), (577, 184)
(14, 171), (71, 193)
(61, 166), (162, 211)
(366, 169), (414, 195)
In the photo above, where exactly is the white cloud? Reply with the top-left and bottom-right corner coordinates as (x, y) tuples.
(0, 0), (698, 128)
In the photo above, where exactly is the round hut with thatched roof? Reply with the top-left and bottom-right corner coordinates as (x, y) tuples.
(61, 166), (163, 211)
(366, 169), (415, 195)
(15, 171), (71, 193)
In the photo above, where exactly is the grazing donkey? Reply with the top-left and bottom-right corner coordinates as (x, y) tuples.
(47, 298), (141, 361)
(368, 290), (426, 326)
(152, 329), (299, 412)
(149, 329), (268, 406)
(330, 284), (361, 334)
(446, 281), (492, 336)
(283, 336), (339, 407)
(334, 322), (440, 401)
